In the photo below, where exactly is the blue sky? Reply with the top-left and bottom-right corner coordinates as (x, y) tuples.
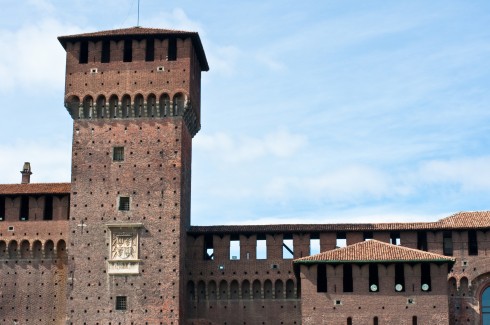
(1, 1), (490, 225)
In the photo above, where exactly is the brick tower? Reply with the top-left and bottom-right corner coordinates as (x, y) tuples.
(58, 27), (208, 324)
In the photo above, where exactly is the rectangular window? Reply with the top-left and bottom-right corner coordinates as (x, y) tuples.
(443, 231), (453, 256)
(336, 232), (347, 248)
(468, 230), (478, 256)
(417, 231), (428, 251)
(203, 234), (214, 260)
(363, 231), (373, 241)
(420, 263), (431, 292)
(145, 38), (155, 61)
(101, 40), (111, 63)
(230, 234), (240, 260)
(79, 41), (89, 64)
(118, 197), (130, 211)
(310, 234), (320, 256)
(256, 234), (267, 259)
(123, 40), (132, 62)
(168, 38), (177, 61)
(20, 196), (29, 221)
(113, 147), (124, 161)
(317, 263), (327, 292)
(369, 264), (379, 292)
(43, 195), (53, 220)
(343, 264), (353, 292)
(0, 196), (5, 221)
(390, 231), (401, 245)
(115, 296), (127, 310)
(394, 263), (405, 292)
(283, 234), (294, 259)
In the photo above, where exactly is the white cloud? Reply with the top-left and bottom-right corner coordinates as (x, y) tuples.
(0, 19), (84, 92)
(195, 129), (307, 163)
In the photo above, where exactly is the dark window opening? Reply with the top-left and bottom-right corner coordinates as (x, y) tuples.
(20, 196), (29, 221)
(347, 317), (352, 325)
(317, 264), (327, 292)
(363, 231), (373, 241)
(79, 41), (88, 64)
(204, 234), (214, 260)
(115, 296), (127, 310)
(145, 38), (155, 61)
(0, 196), (5, 221)
(417, 231), (428, 251)
(390, 231), (401, 245)
(468, 230), (478, 256)
(101, 40), (111, 63)
(43, 195), (53, 220)
(394, 263), (405, 292)
(443, 231), (453, 256)
(113, 147), (124, 161)
(119, 197), (130, 211)
(369, 264), (379, 292)
(123, 40), (133, 62)
(412, 316), (417, 325)
(374, 316), (379, 325)
(168, 38), (177, 61)
(343, 264), (353, 292)
(420, 263), (431, 292)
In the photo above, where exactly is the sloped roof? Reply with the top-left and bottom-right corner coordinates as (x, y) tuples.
(58, 26), (209, 71)
(294, 239), (455, 264)
(0, 183), (71, 195)
(437, 211), (490, 228)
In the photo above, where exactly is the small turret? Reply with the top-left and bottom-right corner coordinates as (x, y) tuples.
(20, 162), (32, 184)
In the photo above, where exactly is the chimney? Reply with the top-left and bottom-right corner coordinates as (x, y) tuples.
(21, 162), (32, 184)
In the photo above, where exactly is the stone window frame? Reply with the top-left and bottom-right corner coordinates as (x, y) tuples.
(106, 223), (143, 275)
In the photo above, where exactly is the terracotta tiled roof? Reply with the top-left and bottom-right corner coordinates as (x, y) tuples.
(0, 183), (71, 195)
(58, 27), (209, 71)
(294, 240), (455, 264)
(188, 211), (490, 234)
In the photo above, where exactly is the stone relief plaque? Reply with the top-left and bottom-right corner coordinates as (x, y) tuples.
(106, 223), (143, 275)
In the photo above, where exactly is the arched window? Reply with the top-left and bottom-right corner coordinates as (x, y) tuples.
(57, 240), (67, 259)
(44, 240), (54, 259)
(208, 280), (217, 300)
(482, 286), (490, 324)
(197, 280), (205, 301)
(159, 93), (170, 117)
(82, 96), (93, 119)
(8, 240), (18, 258)
(242, 280), (251, 299)
(32, 240), (42, 259)
(134, 94), (144, 117)
(147, 94), (156, 117)
(286, 279), (295, 299)
(275, 279), (284, 299)
(20, 240), (30, 259)
(264, 280), (273, 299)
(412, 316), (418, 325)
(253, 280), (261, 299)
(373, 316), (378, 325)
(121, 95), (131, 118)
(109, 95), (118, 118)
(347, 317), (352, 325)
(173, 93), (185, 116)
(96, 95), (106, 118)
(230, 280), (239, 299)
(66, 96), (80, 119)
(0, 240), (6, 259)
(219, 280), (228, 300)
(187, 281), (195, 301)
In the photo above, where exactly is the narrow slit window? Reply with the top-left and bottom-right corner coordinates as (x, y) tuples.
(317, 264), (327, 292)
(20, 196), (29, 221)
(412, 316), (417, 325)
(336, 232), (347, 248)
(347, 317), (352, 325)
(443, 231), (453, 256)
(417, 231), (428, 251)
(203, 234), (214, 260)
(113, 147), (124, 161)
(468, 230), (478, 256)
(168, 38), (177, 61)
(256, 234), (267, 259)
(394, 263), (405, 292)
(79, 41), (89, 64)
(44, 195), (53, 220)
(374, 317), (379, 325)
(118, 197), (130, 211)
(369, 264), (379, 292)
(310, 234), (320, 256)
(115, 296), (127, 310)
(0, 196), (5, 221)
(283, 234), (294, 259)
(101, 40), (111, 63)
(230, 234), (240, 260)
(145, 38), (155, 61)
(343, 264), (353, 292)
(123, 39), (133, 62)
(420, 263), (431, 292)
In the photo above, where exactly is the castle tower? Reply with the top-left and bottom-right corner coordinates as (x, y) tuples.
(58, 27), (208, 324)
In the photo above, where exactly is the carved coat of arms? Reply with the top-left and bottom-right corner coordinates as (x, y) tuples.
(112, 234), (135, 260)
